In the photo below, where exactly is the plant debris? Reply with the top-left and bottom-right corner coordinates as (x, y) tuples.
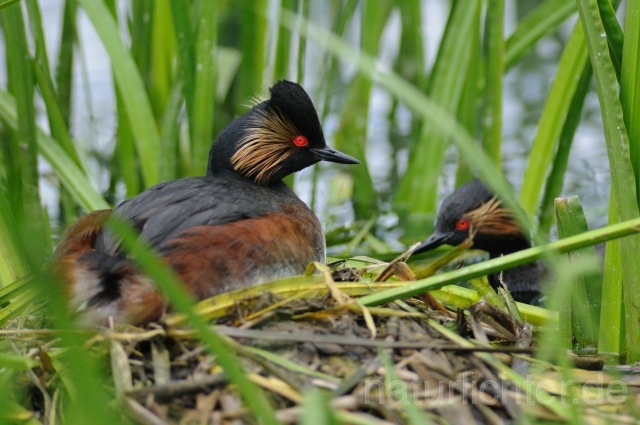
(1, 261), (638, 424)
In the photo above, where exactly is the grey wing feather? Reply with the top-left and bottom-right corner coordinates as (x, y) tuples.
(95, 177), (283, 254)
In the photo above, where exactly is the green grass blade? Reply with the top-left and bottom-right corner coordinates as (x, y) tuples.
(468, 277), (507, 312)
(0, 274), (38, 324)
(148, 1), (175, 123)
(51, 0), (79, 229)
(555, 196), (601, 353)
(620, 0), (640, 201)
(0, 353), (37, 371)
(282, 9), (525, 237)
(2, 3), (50, 267)
(129, 1), (153, 88)
(310, 0), (357, 209)
(519, 22), (588, 220)
(0, 188), (29, 286)
(239, 0), (267, 104)
(340, 215), (376, 256)
(0, 369), (44, 425)
(112, 88), (142, 197)
(577, 0), (640, 363)
(33, 62), (83, 170)
(104, 1), (146, 199)
(25, 0), (56, 96)
(192, 0), (218, 175)
(38, 135), (111, 212)
(55, 0), (77, 126)
(0, 0), (19, 10)
(603, 0), (640, 360)
(2, 3), (39, 199)
(599, 199), (623, 355)
(505, 0), (576, 70)
(76, 0), (162, 188)
(394, 0), (481, 234)
(482, 0), (504, 166)
(216, 48), (242, 101)
(49, 331), (128, 424)
(169, 0), (195, 150)
(455, 4), (482, 187)
(538, 64), (593, 235)
(107, 217), (279, 425)
(159, 77), (184, 181)
(331, 1), (392, 219)
(317, 0), (359, 122)
(300, 388), (340, 425)
(357, 217), (640, 307)
(274, 0), (295, 80)
(396, 0), (425, 86)
(295, 0), (309, 82)
(0, 90), (109, 212)
(598, 0), (624, 79)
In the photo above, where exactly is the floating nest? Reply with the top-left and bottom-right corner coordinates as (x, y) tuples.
(2, 259), (639, 424)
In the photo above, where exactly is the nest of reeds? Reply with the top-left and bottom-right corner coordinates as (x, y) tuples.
(2, 255), (639, 424)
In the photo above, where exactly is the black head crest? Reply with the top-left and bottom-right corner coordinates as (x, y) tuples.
(207, 80), (358, 184)
(267, 80), (325, 145)
(438, 180), (495, 226)
(414, 180), (529, 257)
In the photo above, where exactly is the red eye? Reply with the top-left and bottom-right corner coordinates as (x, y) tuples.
(455, 219), (470, 231)
(293, 135), (308, 147)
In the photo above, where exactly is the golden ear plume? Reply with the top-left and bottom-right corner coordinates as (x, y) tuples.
(466, 196), (523, 237)
(231, 108), (300, 184)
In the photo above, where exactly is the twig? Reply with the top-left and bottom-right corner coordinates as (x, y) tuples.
(124, 398), (171, 425)
(125, 374), (226, 402)
(209, 326), (534, 353)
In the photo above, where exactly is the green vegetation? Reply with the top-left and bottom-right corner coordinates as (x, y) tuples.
(1, 0), (639, 423)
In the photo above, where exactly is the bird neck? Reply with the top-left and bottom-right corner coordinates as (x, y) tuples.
(205, 166), (295, 197)
(207, 166), (249, 181)
(484, 236), (532, 259)
(206, 112), (250, 178)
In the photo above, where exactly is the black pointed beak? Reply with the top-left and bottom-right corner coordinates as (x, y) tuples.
(412, 231), (451, 254)
(310, 146), (360, 165)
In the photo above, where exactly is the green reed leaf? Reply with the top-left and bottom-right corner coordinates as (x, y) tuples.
(577, 0), (640, 363)
(76, 0), (162, 188)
